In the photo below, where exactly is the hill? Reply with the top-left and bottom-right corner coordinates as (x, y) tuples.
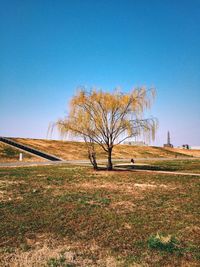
(166, 147), (200, 158)
(8, 138), (196, 161)
(0, 142), (44, 162)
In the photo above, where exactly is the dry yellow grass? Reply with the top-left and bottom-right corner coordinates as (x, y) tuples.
(0, 142), (44, 163)
(1, 238), (122, 267)
(166, 147), (200, 157)
(10, 138), (193, 161)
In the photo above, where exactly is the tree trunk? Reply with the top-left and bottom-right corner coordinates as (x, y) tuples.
(84, 137), (98, 170)
(88, 152), (98, 170)
(107, 148), (113, 170)
(91, 153), (98, 170)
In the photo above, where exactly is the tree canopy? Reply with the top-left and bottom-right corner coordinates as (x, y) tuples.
(55, 87), (157, 170)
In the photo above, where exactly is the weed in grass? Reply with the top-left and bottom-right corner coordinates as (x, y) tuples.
(184, 245), (200, 260)
(19, 242), (31, 252)
(123, 255), (141, 266)
(0, 246), (15, 254)
(195, 252), (200, 260)
(147, 233), (180, 253)
(46, 177), (65, 185)
(58, 192), (111, 207)
(46, 253), (75, 267)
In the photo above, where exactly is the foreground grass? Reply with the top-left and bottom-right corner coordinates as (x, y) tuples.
(0, 164), (200, 266)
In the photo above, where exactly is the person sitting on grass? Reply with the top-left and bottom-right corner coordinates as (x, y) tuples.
(131, 158), (135, 168)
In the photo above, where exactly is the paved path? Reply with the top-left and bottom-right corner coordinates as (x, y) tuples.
(0, 157), (198, 168)
(0, 158), (200, 176)
(0, 159), (96, 168)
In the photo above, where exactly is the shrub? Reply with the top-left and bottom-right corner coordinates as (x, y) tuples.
(147, 233), (179, 253)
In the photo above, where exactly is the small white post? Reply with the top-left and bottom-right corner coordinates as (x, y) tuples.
(19, 153), (23, 161)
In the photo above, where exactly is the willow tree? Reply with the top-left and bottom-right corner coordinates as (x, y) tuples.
(55, 87), (157, 170)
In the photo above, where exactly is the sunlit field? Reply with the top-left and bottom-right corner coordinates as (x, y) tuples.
(0, 162), (200, 266)
(2, 0), (200, 266)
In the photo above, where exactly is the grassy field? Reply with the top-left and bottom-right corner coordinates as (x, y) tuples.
(0, 162), (200, 266)
(11, 138), (196, 160)
(116, 159), (200, 174)
(0, 143), (44, 163)
(147, 159), (200, 174)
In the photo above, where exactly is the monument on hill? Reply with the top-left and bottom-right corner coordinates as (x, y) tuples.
(164, 131), (173, 148)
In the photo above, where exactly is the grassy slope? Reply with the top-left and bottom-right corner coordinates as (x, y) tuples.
(0, 164), (199, 266)
(167, 147), (200, 157)
(0, 143), (44, 163)
(12, 138), (193, 160)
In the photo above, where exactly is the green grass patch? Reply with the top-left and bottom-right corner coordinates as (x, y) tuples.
(2, 147), (19, 158)
(149, 159), (200, 173)
(147, 233), (180, 253)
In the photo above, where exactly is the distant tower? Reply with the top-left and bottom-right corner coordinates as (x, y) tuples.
(164, 131), (173, 148)
(167, 131), (171, 145)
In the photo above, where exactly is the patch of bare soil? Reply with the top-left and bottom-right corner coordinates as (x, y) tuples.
(0, 180), (25, 202)
(110, 201), (136, 213)
(134, 183), (167, 189)
(43, 179), (170, 201)
(76, 180), (169, 196)
(0, 190), (23, 202)
(0, 180), (18, 186)
(0, 236), (122, 267)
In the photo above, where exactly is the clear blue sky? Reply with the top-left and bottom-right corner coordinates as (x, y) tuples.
(0, 0), (200, 146)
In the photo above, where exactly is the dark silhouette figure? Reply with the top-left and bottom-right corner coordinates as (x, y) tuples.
(131, 158), (135, 168)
